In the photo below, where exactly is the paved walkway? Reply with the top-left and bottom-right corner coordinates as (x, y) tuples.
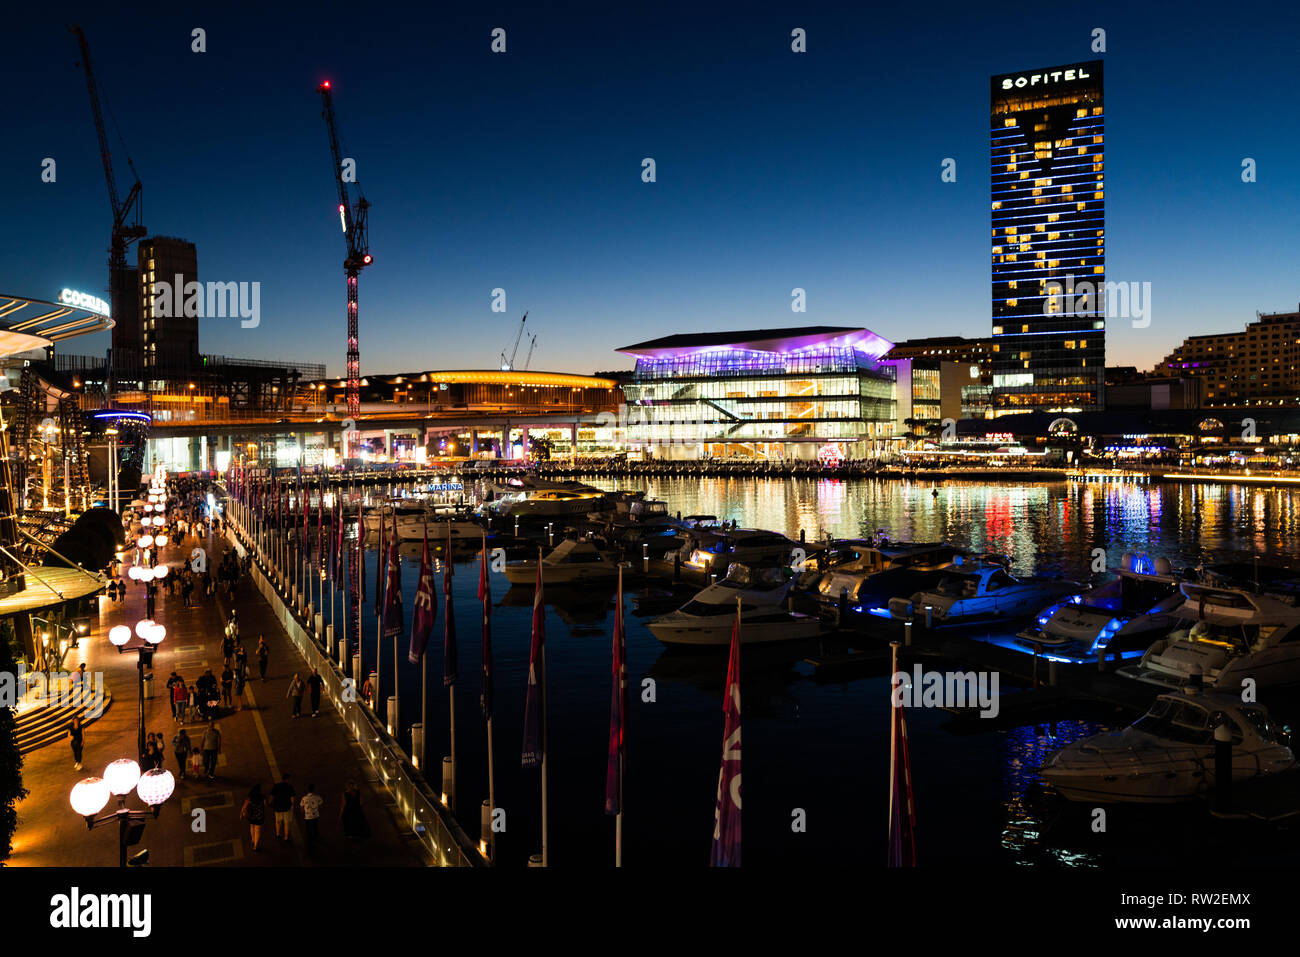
(10, 524), (426, 867)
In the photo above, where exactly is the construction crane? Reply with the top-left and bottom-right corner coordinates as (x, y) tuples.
(499, 311), (528, 371)
(317, 80), (372, 445)
(523, 333), (538, 370)
(71, 25), (146, 380)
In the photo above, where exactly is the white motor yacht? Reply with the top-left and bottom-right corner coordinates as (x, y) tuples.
(675, 527), (794, 573)
(1039, 690), (1294, 803)
(1014, 553), (1188, 664)
(889, 560), (1085, 627)
(503, 538), (621, 586)
(1119, 582), (1300, 691)
(365, 501), (482, 541)
(649, 563), (824, 646)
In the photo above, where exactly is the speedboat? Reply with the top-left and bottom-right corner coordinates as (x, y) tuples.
(1014, 553), (1188, 664)
(503, 538), (621, 586)
(648, 563), (824, 646)
(675, 527), (794, 574)
(888, 560), (1085, 627)
(1119, 582), (1300, 691)
(1039, 690), (1294, 803)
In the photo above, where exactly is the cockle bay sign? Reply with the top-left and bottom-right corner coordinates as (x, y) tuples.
(58, 288), (110, 317)
(999, 66), (1093, 90)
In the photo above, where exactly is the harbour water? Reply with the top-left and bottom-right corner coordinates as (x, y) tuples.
(331, 476), (1300, 867)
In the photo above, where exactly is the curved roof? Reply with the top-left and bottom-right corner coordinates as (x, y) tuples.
(617, 326), (894, 360)
(308, 370), (618, 389)
(0, 293), (114, 358)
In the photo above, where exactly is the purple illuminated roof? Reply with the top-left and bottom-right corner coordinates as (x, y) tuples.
(616, 326), (894, 360)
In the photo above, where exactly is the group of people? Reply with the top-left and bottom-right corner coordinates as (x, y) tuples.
(240, 774), (368, 850)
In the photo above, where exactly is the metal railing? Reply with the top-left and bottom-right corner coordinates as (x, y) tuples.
(225, 511), (484, 867)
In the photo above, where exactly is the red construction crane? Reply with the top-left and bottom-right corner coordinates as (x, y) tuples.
(317, 80), (372, 445)
(71, 25), (146, 380)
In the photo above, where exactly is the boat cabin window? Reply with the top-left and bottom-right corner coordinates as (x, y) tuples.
(1134, 698), (1214, 744)
(1242, 708), (1287, 744)
(985, 570), (1016, 592)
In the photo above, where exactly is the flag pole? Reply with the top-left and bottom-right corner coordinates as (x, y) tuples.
(391, 510), (399, 733)
(482, 528), (496, 864)
(888, 640), (899, 859)
(376, 508), (384, 721)
(447, 520), (457, 809)
(616, 564), (624, 868)
(540, 545), (548, 867)
(421, 517), (428, 771)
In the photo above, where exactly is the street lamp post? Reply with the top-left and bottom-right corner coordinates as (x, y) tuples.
(109, 618), (167, 762)
(70, 760), (174, 867)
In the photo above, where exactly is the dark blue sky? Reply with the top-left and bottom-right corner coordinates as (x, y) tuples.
(6, 1), (1299, 376)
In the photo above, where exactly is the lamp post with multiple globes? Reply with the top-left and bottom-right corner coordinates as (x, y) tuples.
(69, 758), (174, 866)
(108, 618), (167, 761)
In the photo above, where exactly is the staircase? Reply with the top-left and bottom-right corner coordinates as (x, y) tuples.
(14, 685), (113, 755)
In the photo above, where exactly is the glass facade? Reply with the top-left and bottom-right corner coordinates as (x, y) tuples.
(621, 345), (896, 457)
(990, 61), (1105, 413)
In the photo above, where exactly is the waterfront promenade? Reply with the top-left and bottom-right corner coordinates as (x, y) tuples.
(9, 525), (426, 867)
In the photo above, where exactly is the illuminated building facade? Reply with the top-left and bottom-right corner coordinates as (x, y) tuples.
(616, 327), (897, 459)
(990, 60), (1105, 413)
(139, 236), (200, 375)
(1153, 305), (1300, 407)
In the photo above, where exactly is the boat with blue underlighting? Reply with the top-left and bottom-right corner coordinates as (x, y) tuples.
(1012, 553), (1188, 665)
(888, 560), (1085, 628)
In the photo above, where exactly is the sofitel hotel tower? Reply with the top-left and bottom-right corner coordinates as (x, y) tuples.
(990, 60), (1105, 413)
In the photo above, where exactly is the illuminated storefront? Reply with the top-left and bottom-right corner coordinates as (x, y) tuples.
(616, 327), (898, 460)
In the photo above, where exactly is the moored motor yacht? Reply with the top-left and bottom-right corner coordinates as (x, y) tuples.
(809, 540), (995, 620)
(1118, 582), (1300, 691)
(1014, 553), (1188, 664)
(364, 500), (483, 541)
(648, 563), (824, 646)
(1039, 690), (1294, 803)
(502, 538), (621, 586)
(888, 560), (1085, 627)
(674, 526), (794, 573)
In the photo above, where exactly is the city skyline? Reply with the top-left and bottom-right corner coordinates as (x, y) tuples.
(5, 3), (1299, 378)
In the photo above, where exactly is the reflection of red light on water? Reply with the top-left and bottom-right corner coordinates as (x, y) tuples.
(984, 494), (1013, 540)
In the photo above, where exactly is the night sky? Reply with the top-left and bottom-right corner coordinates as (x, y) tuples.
(5, 1), (1299, 376)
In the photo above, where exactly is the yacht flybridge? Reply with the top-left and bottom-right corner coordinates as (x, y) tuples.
(502, 538), (621, 586)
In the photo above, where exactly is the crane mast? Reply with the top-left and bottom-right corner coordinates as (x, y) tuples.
(71, 25), (146, 377)
(317, 81), (372, 440)
(500, 311), (528, 370)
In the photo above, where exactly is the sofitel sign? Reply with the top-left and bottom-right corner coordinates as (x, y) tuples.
(1000, 67), (1092, 90)
(58, 288), (110, 317)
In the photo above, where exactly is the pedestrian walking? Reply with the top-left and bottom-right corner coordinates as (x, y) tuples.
(167, 672), (187, 720)
(270, 773), (296, 842)
(300, 784), (324, 846)
(339, 780), (369, 839)
(234, 661), (247, 712)
(69, 715), (84, 770)
(287, 673), (305, 718)
(201, 721), (222, 778)
(220, 665), (233, 709)
(307, 667), (324, 717)
(241, 784), (268, 850)
(172, 729), (192, 778)
(257, 636), (269, 680)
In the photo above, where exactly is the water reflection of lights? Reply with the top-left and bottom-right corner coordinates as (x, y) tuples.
(1000, 720), (1108, 867)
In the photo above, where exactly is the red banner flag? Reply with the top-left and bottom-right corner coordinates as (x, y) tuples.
(605, 565), (626, 816)
(443, 520), (457, 687)
(409, 525), (436, 664)
(521, 549), (545, 769)
(710, 604), (742, 867)
(383, 516), (402, 639)
(888, 661), (918, 867)
(478, 530), (493, 721)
